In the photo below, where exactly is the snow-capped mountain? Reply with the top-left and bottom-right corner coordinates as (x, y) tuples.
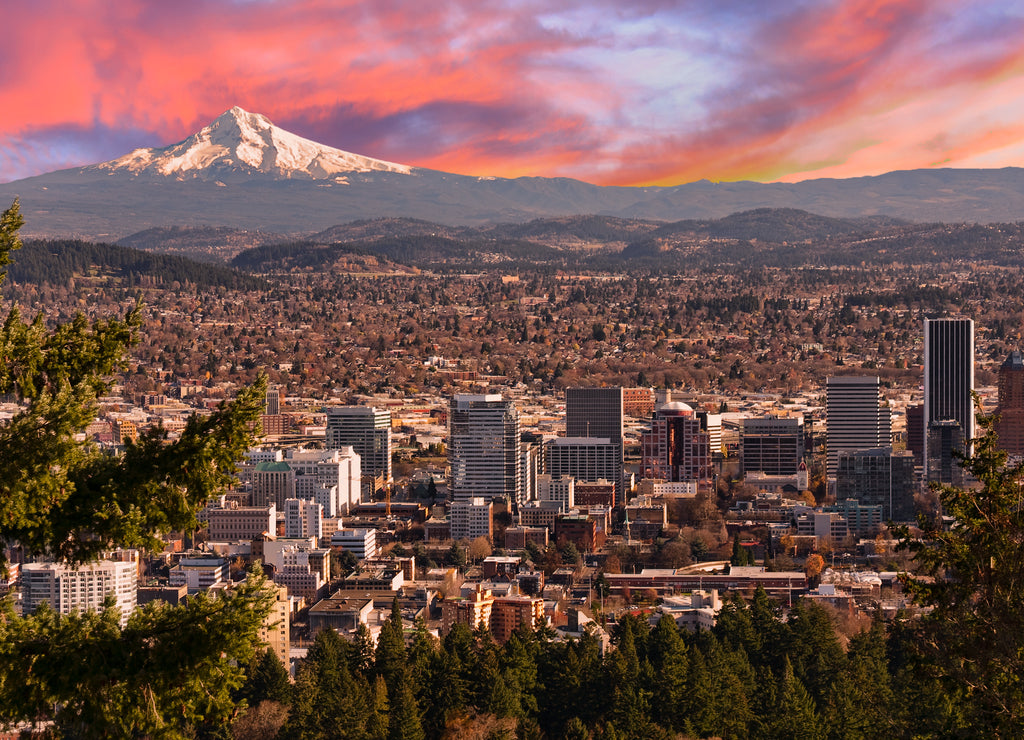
(4, 106), (1024, 240)
(95, 107), (414, 180)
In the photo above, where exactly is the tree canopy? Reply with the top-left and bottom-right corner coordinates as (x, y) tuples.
(0, 199), (272, 737)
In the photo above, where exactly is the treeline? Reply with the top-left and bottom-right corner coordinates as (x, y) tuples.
(232, 591), (990, 740)
(8, 239), (265, 290)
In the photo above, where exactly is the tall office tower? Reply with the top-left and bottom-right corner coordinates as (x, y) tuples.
(449, 394), (522, 506)
(640, 402), (713, 484)
(566, 387), (624, 499)
(835, 448), (917, 522)
(324, 406), (392, 488)
(825, 376), (892, 476)
(995, 351), (1024, 456)
(265, 386), (281, 416)
(923, 318), (975, 481)
(740, 416), (805, 477)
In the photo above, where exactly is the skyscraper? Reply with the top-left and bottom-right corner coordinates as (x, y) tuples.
(923, 318), (975, 481)
(565, 387), (624, 499)
(825, 375), (891, 476)
(325, 406), (392, 489)
(995, 351), (1024, 456)
(448, 394), (522, 506)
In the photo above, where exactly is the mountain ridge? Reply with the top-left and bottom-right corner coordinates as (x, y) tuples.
(3, 107), (1024, 239)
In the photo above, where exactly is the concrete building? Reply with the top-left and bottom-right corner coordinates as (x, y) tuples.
(288, 447), (361, 517)
(490, 596), (545, 642)
(251, 461), (295, 509)
(283, 498), (324, 540)
(207, 502), (276, 540)
(21, 553), (138, 625)
(536, 474), (575, 512)
(835, 447), (917, 522)
(545, 437), (621, 504)
(740, 416), (805, 477)
(324, 406), (392, 491)
(169, 556), (229, 594)
(450, 497), (494, 541)
(924, 317), (975, 481)
(448, 394), (521, 505)
(330, 528), (379, 560)
(259, 583), (291, 666)
(442, 584), (494, 634)
(826, 376), (891, 475)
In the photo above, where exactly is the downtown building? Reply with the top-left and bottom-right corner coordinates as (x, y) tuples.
(995, 351), (1024, 457)
(825, 375), (892, 476)
(740, 416), (805, 477)
(565, 387), (624, 501)
(324, 405), (392, 492)
(448, 394), (522, 506)
(641, 402), (713, 486)
(923, 317), (975, 482)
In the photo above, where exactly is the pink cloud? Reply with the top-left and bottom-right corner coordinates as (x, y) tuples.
(2, 0), (1024, 185)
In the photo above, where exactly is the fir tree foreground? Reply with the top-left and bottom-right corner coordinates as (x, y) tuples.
(0, 199), (273, 737)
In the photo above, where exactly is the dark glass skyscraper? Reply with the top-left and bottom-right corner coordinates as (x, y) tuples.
(923, 318), (974, 481)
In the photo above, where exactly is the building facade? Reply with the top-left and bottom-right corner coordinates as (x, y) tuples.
(825, 375), (892, 476)
(995, 351), (1024, 456)
(641, 402), (713, 485)
(448, 394), (521, 505)
(835, 447), (917, 522)
(740, 416), (805, 477)
(324, 406), (392, 489)
(545, 437), (621, 503)
(923, 317), (975, 481)
(565, 387), (624, 499)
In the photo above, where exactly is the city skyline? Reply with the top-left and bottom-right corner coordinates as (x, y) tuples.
(4, 2), (1024, 187)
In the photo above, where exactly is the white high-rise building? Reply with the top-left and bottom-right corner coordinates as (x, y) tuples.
(924, 318), (975, 481)
(21, 553), (139, 625)
(825, 376), (892, 476)
(448, 394), (522, 505)
(536, 474), (575, 513)
(284, 498), (324, 540)
(287, 447), (361, 517)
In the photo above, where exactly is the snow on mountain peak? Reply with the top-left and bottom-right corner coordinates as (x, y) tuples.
(98, 107), (413, 179)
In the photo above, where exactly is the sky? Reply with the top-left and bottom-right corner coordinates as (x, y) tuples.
(3, 0), (1024, 186)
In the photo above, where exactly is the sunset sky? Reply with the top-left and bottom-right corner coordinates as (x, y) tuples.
(3, 0), (1024, 186)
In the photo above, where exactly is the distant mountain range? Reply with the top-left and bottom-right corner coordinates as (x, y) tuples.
(2, 107), (1024, 241)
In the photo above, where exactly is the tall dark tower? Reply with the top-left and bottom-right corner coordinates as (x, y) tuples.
(565, 387), (624, 501)
(923, 317), (974, 481)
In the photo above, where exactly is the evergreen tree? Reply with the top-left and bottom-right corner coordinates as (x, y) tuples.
(896, 403), (1024, 734)
(0, 199), (272, 735)
(238, 647), (292, 708)
(368, 675), (390, 740)
(388, 665), (425, 740)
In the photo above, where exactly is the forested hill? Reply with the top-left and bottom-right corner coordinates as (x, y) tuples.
(6, 239), (266, 290)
